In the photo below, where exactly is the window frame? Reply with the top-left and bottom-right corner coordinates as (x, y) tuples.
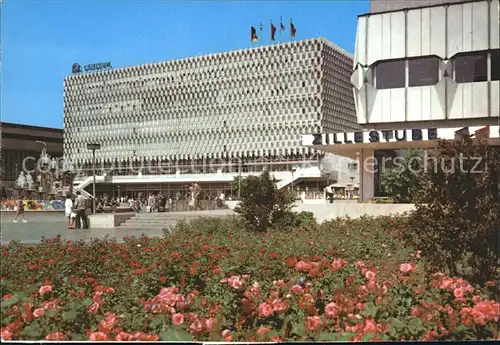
(452, 52), (488, 83)
(408, 56), (440, 87)
(490, 49), (500, 81)
(374, 59), (406, 89)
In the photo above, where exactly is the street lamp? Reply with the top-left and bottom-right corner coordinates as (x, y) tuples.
(36, 141), (47, 152)
(87, 143), (101, 215)
(291, 166), (297, 196)
(238, 159), (242, 199)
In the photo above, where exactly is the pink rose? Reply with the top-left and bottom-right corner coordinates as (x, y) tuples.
(365, 270), (376, 280)
(295, 260), (312, 272)
(189, 320), (205, 334)
(291, 285), (303, 294)
(305, 316), (322, 331)
(89, 332), (107, 341)
(273, 280), (285, 289)
(87, 301), (100, 314)
(363, 318), (377, 333)
(399, 263), (415, 274)
(228, 276), (243, 289)
(205, 317), (217, 332)
(272, 299), (288, 313)
(325, 302), (339, 318)
(172, 313), (184, 326)
(257, 326), (270, 335)
(33, 308), (45, 318)
(453, 287), (465, 300)
(39, 285), (52, 296)
(258, 302), (274, 318)
(221, 329), (232, 342)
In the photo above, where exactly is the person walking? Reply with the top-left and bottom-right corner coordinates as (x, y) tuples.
(65, 194), (74, 229)
(147, 193), (155, 213)
(192, 183), (202, 210)
(74, 191), (88, 229)
(13, 197), (27, 223)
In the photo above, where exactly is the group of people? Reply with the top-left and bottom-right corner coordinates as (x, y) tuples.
(64, 192), (90, 229)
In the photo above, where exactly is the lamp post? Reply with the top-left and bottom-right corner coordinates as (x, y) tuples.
(36, 140), (47, 152)
(238, 159), (242, 199)
(87, 143), (101, 215)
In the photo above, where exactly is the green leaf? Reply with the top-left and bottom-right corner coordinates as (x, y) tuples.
(2, 294), (19, 308)
(160, 327), (193, 341)
(149, 316), (164, 330)
(339, 332), (357, 341)
(318, 331), (339, 341)
(71, 332), (87, 341)
(363, 333), (375, 341)
(82, 298), (93, 306)
(22, 324), (42, 338)
(45, 309), (58, 318)
(62, 310), (77, 322)
(361, 302), (379, 318)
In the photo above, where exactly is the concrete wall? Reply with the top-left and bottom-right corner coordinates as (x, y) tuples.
(225, 201), (414, 222)
(370, 0), (481, 14)
(88, 213), (135, 228)
(352, 0), (499, 126)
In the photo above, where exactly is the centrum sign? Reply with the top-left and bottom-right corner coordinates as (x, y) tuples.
(72, 62), (112, 74)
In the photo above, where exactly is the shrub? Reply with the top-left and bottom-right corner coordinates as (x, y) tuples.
(379, 149), (422, 203)
(233, 170), (295, 232)
(408, 138), (499, 284)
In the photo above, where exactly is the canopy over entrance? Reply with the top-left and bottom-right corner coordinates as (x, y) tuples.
(301, 125), (499, 202)
(302, 126), (499, 159)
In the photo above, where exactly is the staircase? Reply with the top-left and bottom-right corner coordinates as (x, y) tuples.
(118, 209), (235, 231)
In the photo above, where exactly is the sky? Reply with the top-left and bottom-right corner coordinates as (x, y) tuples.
(1, 0), (369, 129)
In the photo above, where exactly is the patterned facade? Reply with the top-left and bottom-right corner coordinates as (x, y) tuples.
(64, 38), (357, 164)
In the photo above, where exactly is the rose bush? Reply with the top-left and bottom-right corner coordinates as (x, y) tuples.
(1, 216), (498, 341)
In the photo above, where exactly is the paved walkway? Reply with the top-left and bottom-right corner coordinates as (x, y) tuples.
(1, 213), (163, 245)
(1, 209), (236, 245)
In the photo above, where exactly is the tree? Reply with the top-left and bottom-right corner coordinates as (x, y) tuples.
(408, 138), (499, 283)
(379, 149), (422, 203)
(233, 170), (295, 232)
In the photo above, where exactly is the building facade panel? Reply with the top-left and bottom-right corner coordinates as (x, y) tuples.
(352, 0), (499, 127)
(491, 0), (500, 49)
(446, 1), (490, 58)
(406, 6), (447, 58)
(64, 38), (357, 165)
(370, 0), (483, 14)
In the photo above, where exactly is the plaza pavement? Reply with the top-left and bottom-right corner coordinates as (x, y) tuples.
(1, 212), (164, 245)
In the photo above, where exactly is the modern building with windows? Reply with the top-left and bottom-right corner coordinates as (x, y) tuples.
(303, 0), (500, 202)
(0, 122), (63, 183)
(64, 37), (359, 200)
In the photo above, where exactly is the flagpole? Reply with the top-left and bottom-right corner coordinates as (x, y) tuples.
(260, 22), (263, 46)
(280, 15), (283, 43)
(290, 17), (292, 42)
(270, 19), (272, 44)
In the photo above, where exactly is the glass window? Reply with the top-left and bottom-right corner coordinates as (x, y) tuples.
(491, 49), (500, 81)
(375, 60), (406, 89)
(408, 56), (440, 86)
(453, 53), (487, 83)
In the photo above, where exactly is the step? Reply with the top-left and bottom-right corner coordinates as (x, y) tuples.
(119, 224), (174, 229)
(133, 210), (234, 217)
(123, 218), (197, 224)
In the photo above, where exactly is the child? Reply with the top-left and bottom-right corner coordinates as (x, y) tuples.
(13, 198), (27, 223)
(69, 212), (76, 229)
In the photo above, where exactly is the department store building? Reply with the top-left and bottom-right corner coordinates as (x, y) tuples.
(64, 38), (359, 199)
(302, 0), (500, 202)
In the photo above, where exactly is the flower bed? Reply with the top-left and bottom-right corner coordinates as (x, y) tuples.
(1, 216), (498, 341)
